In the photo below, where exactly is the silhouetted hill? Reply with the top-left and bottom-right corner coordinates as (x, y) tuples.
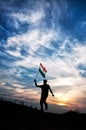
(0, 99), (86, 130)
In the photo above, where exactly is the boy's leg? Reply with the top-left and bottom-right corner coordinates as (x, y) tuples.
(44, 97), (48, 110)
(40, 99), (44, 112)
(44, 102), (48, 110)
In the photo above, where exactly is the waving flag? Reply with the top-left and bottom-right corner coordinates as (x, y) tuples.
(39, 63), (47, 78)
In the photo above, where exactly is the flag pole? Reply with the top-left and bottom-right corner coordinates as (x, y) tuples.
(35, 69), (39, 79)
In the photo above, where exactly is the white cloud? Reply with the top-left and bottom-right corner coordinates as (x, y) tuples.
(11, 9), (45, 25)
(6, 50), (22, 57)
(6, 30), (86, 82)
(6, 28), (58, 56)
(73, 44), (86, 65)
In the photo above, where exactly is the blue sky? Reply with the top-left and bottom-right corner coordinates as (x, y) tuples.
(0, 0), (86, 113)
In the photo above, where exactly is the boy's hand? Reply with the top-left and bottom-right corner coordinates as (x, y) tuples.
(34, 79), (36, 82)
(52, 94), (54, 97)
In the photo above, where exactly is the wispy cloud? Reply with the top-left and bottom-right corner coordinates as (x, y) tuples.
(11, 9), (45, 25)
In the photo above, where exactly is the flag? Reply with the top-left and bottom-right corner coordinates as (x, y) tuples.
(39, 63), (47, 78)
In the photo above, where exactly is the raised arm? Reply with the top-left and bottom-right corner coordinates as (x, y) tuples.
(34, 79), (39, 87)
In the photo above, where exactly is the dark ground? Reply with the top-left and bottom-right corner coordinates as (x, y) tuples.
(0, 99), (86, 130)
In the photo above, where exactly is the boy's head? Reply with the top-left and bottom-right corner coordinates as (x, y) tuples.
(43, 79), (47, 84)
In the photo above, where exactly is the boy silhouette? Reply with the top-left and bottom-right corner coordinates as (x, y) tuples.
(34, 79), (54, 112)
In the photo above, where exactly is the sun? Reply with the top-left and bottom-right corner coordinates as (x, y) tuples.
(57, 102), (67, 106)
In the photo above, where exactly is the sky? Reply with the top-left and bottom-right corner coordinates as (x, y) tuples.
(0, 0), (86, 113)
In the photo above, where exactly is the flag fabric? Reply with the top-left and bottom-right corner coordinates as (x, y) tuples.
(39, 63), (47, 78)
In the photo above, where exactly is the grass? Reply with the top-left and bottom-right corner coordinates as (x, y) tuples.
(0, 99), (86, 130)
